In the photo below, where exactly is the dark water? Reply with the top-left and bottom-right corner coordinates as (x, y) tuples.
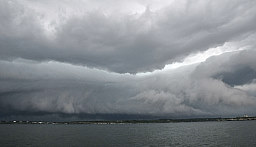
(0, 121), (256, 147)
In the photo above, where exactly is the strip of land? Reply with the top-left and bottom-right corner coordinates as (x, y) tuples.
(1, 116), (256, 124)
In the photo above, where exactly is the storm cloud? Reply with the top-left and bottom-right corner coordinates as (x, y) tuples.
(0, 0), (256, 120)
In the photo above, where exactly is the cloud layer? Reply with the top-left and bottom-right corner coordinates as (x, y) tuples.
(1, 49), (256, 119)
(0, 0), (256, 120)
(1, 0), (256, 73)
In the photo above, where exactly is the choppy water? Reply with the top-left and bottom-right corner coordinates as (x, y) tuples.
(0, 121), (256, 146)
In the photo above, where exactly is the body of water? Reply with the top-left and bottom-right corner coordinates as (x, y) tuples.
(0, 121), (256, 146)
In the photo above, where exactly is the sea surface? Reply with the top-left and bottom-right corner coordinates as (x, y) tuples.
(0, 121), (256, 146)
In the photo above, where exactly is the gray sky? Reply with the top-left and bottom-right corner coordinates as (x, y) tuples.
(0, 0), (256, 120)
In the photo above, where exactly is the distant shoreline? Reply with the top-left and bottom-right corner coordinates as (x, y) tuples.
(1, 116), (256, 125)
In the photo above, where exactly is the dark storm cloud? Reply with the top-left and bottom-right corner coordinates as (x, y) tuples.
(1, 0), (256, 73)
(0, 49), (256, 118)
(1, 0), (256, 119)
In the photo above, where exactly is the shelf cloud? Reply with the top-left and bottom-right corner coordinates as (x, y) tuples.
(0, 0), (256, 120)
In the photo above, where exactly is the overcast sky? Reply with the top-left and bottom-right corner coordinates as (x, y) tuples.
(1, 0), (256, 120)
